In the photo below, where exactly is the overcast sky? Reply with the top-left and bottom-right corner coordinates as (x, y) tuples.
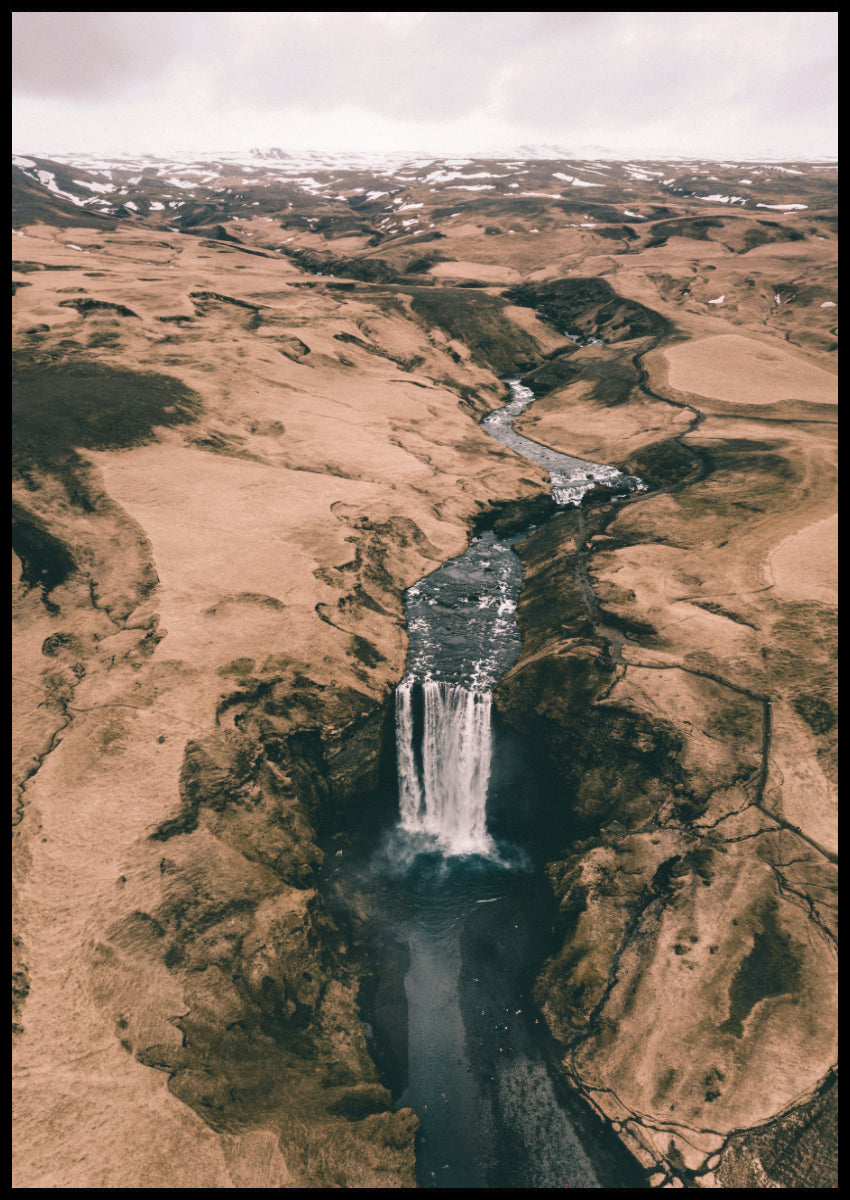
(12, 11), (838, 160)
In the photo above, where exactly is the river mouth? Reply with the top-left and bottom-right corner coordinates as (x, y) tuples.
(324, 380), (647, 1188)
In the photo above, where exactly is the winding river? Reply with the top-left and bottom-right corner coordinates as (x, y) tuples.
(329, 381), (645, 1188)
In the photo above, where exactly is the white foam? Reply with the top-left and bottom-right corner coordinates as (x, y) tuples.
(396, 680), (495, 858)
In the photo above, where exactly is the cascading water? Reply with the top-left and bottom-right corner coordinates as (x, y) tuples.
(481, 379), (638, 505)
(393, 378), (642, 859)
(397, 680), (493, 856)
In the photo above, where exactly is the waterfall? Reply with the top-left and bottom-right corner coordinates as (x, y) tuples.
(396, 678), (495, 857)
(378, 375), (646, 1185)
(393, 378), (642, 863)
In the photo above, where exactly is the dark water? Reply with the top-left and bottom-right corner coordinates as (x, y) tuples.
(326, 825), (646, 1188)
(391, 854), (601, 1188)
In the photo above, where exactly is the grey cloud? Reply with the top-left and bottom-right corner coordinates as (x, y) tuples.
(495, 12), (838, 145)
(207, 13), (614, 122)
(217, 13), (511, 120)
(12, 11), (222, 101)
(12, 10), (837, 158)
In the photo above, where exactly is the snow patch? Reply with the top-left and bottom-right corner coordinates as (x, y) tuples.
(625, 167), (662, 181)
(698, 193), (747, 205)
(553, 172), (602, 187)
(425, 169), (504, 182)
(73, 178), (115, 193)
(32, 169), (89, 207)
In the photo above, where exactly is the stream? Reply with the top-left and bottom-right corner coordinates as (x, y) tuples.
(327, 380), (645, 1188)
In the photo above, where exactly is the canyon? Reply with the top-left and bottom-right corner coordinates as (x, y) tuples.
(12, 151), (837, 1188)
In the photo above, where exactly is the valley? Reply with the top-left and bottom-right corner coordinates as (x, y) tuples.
(12, 150), (837, 1188)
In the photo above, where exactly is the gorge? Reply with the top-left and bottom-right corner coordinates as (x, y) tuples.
(12, 151), (837, 1189)
(366, 378), (646, 1187)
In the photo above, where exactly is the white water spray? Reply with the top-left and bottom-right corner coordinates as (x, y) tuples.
(396, 678), (495, 857)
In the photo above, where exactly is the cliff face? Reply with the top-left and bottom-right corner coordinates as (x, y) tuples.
(13, 155), (836, 1188)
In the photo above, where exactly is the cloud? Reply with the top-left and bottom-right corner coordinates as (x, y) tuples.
(12, 12), (214, 100)
(495, 12), (838, 144)
(12, 11), (838, 158)
(216, 13), (523, 121)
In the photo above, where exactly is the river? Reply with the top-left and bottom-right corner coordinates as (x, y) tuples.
(327, 380), (645, 1188)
